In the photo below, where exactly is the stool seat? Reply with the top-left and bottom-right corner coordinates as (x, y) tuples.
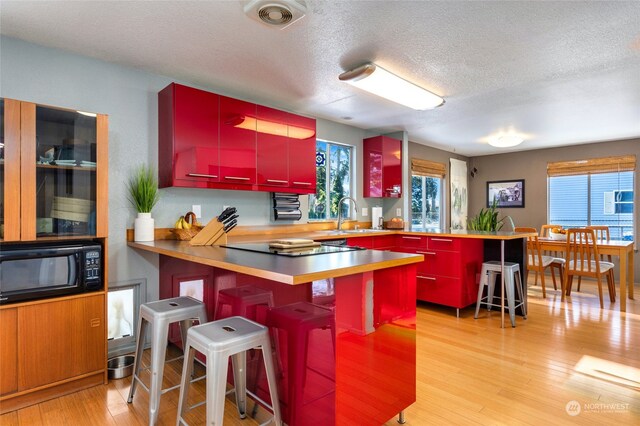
(216, 285), (275, 322)
(127, 296), (207, 425)
(475, 261), (526, 328)
(177, 316), (282, 426)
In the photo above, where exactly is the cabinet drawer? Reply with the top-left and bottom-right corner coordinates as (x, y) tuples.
(397, 234), (427, 249)
(424, 250), (461, 278)
(373, 235), (397, 250)
(416, 276), (462, 307)
(427, 236), (461, 252)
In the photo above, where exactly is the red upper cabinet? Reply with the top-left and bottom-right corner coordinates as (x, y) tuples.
(158, 83), (316, 193)
(287, 114), (316, 193)
(219, 96), (257, 185)
(363, 135), (402, 198)
(159, 83), (219, 188)
(256, 105), (289, 187)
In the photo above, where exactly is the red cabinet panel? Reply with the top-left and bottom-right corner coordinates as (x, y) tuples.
(417, 276), (462, 307)
(287, 114), (316, 193)
(396, 234), (428, 249)
(373, 235), (397, 250)
(219, 96), (257, 185)
(363, 136), (402, 198)
(159, 83), (219, 188)
(159, 84), (316, 194)
(256, 105), (289, 186)
(427, 236), (462, 252)
(414, 237), (484, 309)
(347, 237), (373, 249)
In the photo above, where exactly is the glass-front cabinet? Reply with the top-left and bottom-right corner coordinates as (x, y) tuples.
(0, 98), (108, 241)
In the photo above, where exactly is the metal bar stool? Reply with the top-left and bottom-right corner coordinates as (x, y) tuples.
(176, 316), (282, 426)
(127, 296), (207, 425)
(474, 261), (527, 327)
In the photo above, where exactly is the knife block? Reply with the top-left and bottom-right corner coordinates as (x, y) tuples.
(189, 218), (228, 246)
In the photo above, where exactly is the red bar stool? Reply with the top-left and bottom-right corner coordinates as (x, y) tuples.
(215, 286), (275, 322)
(266, 301), (335, 426)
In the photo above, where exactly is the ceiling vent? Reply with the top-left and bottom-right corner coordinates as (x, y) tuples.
(243, 0), (307, 29)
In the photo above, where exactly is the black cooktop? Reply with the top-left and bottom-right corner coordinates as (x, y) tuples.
(221, 243), (365, 257)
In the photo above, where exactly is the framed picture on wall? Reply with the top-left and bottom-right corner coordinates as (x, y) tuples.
(487, 179), (525, 208)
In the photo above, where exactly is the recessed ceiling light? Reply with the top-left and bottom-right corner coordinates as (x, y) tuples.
(339, 62), (444, 110)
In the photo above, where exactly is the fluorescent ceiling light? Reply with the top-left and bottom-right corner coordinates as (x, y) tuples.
(229, 116), (316, 139)
(339, 62), (444, 110)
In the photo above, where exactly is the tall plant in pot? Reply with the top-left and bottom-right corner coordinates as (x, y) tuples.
(467, 200), (510, 231)
(128, 165), (160, 242)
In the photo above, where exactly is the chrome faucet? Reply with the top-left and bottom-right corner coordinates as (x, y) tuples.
(337, 196), (358, 230)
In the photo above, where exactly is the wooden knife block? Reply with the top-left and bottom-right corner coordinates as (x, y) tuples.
(189, 218), (228, 246)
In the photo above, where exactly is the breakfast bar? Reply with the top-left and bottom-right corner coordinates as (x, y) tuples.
(129, 239), (423, 425)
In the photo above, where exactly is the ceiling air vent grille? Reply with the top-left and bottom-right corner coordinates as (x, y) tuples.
(244, 0), (307, 29)
(258, 4), (293, 26)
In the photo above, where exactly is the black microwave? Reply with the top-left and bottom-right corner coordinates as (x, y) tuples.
(0, 240), (102, 305)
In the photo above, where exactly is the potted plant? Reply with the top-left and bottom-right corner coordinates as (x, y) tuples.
(127, 165), (160, 241)
(467, 199), (510, 231)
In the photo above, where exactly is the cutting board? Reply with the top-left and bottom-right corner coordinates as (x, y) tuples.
(269, 241), (321, 249)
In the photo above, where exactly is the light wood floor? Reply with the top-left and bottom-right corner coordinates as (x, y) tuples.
(2, 276), (638, 425)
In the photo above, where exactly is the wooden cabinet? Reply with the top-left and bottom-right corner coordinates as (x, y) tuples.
(158, 83), (316, 194)
(0, 294), (107, 413)
(158, 83), (220, 188)
(18, 295), (105, 390)
(0, 309), (17, 396)
(0, 98), (108, 242)
(363, 135), (402, 198)
(0, 97), (108, 413)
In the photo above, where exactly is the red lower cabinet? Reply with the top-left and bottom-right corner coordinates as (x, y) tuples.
(395, 235), (484, 309)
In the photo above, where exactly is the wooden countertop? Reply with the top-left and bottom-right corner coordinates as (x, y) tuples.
(128, 239), (423, 285)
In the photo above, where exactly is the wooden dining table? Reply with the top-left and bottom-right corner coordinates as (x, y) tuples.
(539, 238), (635, 312)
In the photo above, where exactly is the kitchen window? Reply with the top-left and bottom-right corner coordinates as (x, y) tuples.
(411, 175), (442, 231)
(547, 155), (635, 241)
(410, 158), (446, 231)
(309, 140), (353, 220)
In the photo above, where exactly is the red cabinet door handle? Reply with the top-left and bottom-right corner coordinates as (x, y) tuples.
(417, 275), (436, 280)
(186, 173), (218, 179)
(224, 176), (251, 181)
(292, 181), (312, 186)
(266, 179), (288, 184)
(431, 238), (453, 242)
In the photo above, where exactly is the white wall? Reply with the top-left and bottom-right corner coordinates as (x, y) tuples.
(0, 36), (371, 300)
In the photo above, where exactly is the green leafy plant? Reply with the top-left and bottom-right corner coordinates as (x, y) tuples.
(127, 165), (160, 213)
(467, 199), (505, 231)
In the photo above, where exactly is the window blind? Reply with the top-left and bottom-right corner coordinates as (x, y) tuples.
(411, 158), (446, 178)
(547, 155), (636, 177)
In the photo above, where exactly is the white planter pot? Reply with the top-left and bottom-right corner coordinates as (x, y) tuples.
(134, 212), (155, 242)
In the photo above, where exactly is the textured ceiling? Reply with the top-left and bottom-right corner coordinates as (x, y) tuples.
(1, 0), (639, 156)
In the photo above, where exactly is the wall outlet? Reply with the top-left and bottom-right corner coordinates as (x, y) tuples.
(396, 208), (402, 217)
(362, 207), (368, 217)
(192, 205), (201, 218)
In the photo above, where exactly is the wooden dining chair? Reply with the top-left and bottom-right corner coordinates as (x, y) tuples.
(515, 227), (558, 298)
(563, 228), (615, 309)
(582, 225), (615, 297)
(536, 224), (565, 291)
